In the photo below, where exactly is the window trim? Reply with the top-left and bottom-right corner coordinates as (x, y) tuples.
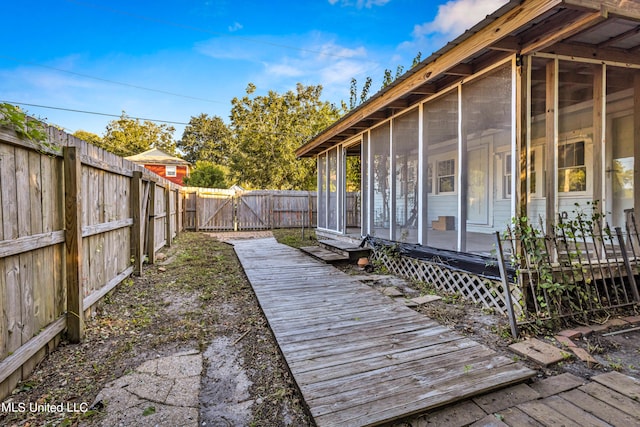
(436, 158), (456, 194)
(165, 165), (177, 177)
(503, 153), (512, 199)
(557, 137), (591, 195)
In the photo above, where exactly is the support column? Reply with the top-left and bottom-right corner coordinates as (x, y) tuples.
(545, 60), (558, 234)
(593, 65), (604, 208)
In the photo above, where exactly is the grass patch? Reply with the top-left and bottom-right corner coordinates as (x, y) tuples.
(271, 228), (317, 248)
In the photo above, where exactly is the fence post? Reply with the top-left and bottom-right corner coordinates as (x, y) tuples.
(616, 227), (640, 302)
(195, 190), (200, 232)
(63, 147), (84, 343)
(495, 231), (519, 338)
(147, 181), (156, 264)
(131, 171), (143, 275)
(165, 185), (172, 247)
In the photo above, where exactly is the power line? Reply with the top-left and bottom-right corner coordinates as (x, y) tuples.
(2, 101), (190, 126)
(0, 55), (225, 104)
(3, 101), (314, 138)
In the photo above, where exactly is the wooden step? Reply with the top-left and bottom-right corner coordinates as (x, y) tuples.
(300, 245), (349, 263)
(317, 239), (370, 261)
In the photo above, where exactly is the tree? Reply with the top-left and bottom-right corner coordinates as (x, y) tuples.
(348, 52), (424, 110)
(99, 112), (176, 157)
(73, 130), (102, 146)
(183, 161), (228, 188)
(229, 83), (341, 190)
(177, 114), (231, 164)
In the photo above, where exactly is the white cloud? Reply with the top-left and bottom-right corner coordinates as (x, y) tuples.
(414, 0), (508, 39)
(195, 38), (259, 61)
(228, 22), (243, 32)
(328, 0), (391, 8)
(264, 61), (304, 78)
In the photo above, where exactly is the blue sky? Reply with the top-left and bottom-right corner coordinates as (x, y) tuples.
(1, 0), (508, 138)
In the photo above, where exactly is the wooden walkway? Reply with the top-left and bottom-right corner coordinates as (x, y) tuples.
(232, 238), (536, 427)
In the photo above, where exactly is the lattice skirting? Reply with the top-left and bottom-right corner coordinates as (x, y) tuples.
(372, 250), (524, 317)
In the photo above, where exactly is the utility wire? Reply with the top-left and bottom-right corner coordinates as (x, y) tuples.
(3, 101), (313, 138)
(2, 101), (190, 125)
(0, 55), (224, 104)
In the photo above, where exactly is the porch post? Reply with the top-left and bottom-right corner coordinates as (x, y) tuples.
(633, 72), (640, 217)
(516, 55), (528, 219)
(389, 122), (396, 241)
(368, 131), (375, 236)
(593, 65), (604, 208)
(545, 59), (558, 234)
(458, 86), (468, 252)
(418, 104), (427, 245)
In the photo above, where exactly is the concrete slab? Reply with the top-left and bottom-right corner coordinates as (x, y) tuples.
(411, 294), (442, 305)
(92, 350), (202, 427)
(382, 286), (403, 297)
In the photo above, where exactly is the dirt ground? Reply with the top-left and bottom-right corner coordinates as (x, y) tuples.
(0, 230), (638, 426)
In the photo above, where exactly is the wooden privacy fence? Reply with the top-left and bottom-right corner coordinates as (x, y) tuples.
(0, 126), (183, 400)
(184, 188), (322, 231)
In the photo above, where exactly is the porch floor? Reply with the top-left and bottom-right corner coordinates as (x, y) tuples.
(231, 237), (535, 426)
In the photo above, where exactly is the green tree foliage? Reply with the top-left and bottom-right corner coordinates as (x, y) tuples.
(177, 114), (231, 164)
(72, 130), (102, 146)
(183, 161), (228, 188)
(99, 112), (176, 157)
(229, 83), (341, 190)
(412, 51), (422, 68)
(349, 52), (424, 109)
(349, 77), (372, 110)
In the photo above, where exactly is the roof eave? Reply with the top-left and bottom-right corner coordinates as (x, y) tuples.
(296, 0), (568, 158)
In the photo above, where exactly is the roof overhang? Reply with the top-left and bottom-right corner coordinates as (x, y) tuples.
(296, 0), (640, 158)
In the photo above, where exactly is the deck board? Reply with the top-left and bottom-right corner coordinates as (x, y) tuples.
(232, 237), (536, 427)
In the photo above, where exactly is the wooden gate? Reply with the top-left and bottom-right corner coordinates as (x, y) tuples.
(184, 188), (235, 231)
(237, 191), (271, 230)
(184, 189), (318, 231)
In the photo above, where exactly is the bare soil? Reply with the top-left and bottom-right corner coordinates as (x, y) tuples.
(0, 230), (638, 427)
(0, 232), (311, 427)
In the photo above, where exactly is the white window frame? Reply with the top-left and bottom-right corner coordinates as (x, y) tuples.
(165, 165), (177, 177)
(436, 158), (456, 194)
(557, 137), (592, 196)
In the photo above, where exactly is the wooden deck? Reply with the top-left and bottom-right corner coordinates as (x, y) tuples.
(231, 238), (536, 427)
(408, 371), (640, 426)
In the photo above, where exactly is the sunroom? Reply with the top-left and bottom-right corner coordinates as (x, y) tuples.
(297, 0), (640, 255)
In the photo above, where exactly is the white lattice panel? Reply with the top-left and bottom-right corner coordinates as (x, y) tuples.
(372, 251), (523, 317)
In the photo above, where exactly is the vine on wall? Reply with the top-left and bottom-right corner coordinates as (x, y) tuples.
(0, 103), (57, 152)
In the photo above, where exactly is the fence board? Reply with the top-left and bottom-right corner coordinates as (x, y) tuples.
(0, 125), (186, 400)
(184, 189), (330, 231)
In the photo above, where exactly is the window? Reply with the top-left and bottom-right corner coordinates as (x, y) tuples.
(504, 154), (512, 198)
(165, 165), (177, 177)
(558, 141), (586, 192)
(437, 159), (455, 193)
(426, 163), (433, 193)
(530, 150), (536, 194)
